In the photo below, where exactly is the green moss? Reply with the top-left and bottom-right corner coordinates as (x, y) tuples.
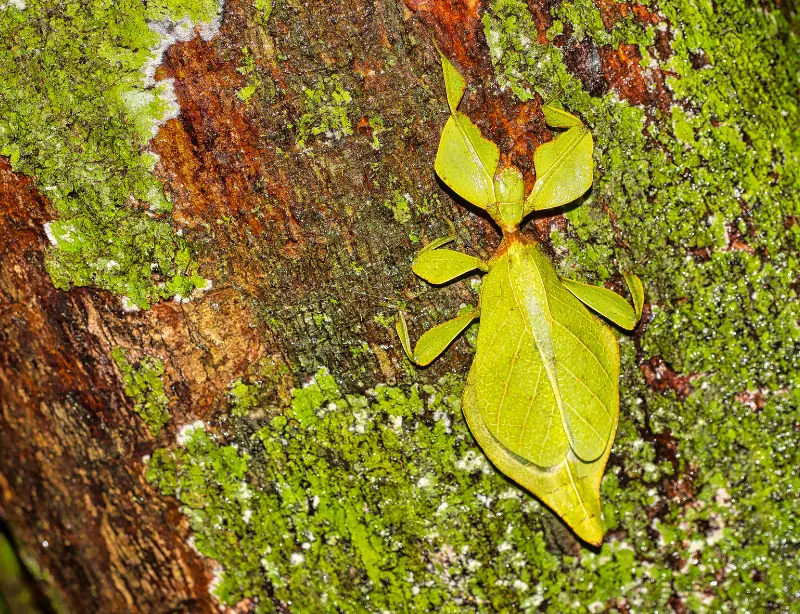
(152, 369), (686, 611)
(254, 0), (273, 26)
(150, 364), (795, 610)
(553, 0), (654, 48)
(383, 190), (413, 224)
(112, 347), (171, 436)
(368, 115), (386, 150)
(483, 1), (568, 103)
(295, 75), (354, 149)
(228, 379), (261, 417)
(482, 0), (800, 610)
(145, 448), (181, 496)
(236, 46), (261, 103)
(144, 0), (220, 23)
(348, 340), (370, 358)
(0, 0), (216, 308)
(552, 0), (606, 44)
(224, 358), (292, 418)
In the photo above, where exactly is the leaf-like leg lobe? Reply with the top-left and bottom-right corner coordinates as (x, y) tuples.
(413, 248), (486, 285)
(396, 308), (479, 367)
(560, 277), (639, 330)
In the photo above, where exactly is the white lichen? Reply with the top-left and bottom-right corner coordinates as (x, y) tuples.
(177, 420), (206, 445)
(512, 579), (529, 592)
(120, 296), (141, 313)
(0, 0), (26, 10)
(42, 222), (58, 246)
(289, 552), (305, 566)
(455, 450), (491, 474)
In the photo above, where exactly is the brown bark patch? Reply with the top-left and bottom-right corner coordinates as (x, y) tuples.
(0, 158), (220, 613)
(640, 355), (695, 399)
(403, 0), (486, 70)
(595, 0), (662, 30)
(152, 39), (294, 243)
(599, 43), (671, 112)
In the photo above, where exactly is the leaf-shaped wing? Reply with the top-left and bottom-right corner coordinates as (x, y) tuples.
(524, 125), (593, 215)
(472, 254), (570, 467)
(524, 245), (619, 461)
(465, 243), (620, 544)
(473, 244), (619, 465)
(462, 379), (616, 546)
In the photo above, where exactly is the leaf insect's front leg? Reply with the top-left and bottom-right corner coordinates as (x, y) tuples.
(523, 104), (594, 217)
(560, 271), (645, 330)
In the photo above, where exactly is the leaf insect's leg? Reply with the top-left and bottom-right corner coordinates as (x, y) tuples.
(416, 220), (458, 255)
(560, 273), (644, 330)
(622, 271), (644, 321)
(541, 104), (583, 128)
(419, 234), (456, 254)
(396, 307), (479, 366)
(412, 235), (488, 285)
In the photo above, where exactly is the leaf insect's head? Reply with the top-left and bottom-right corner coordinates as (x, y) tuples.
(434, 53), (594, 236)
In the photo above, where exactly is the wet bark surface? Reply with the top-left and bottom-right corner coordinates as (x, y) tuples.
(0, 0), (721, 611)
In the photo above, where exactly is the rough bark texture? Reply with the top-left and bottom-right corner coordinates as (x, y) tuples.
(1, 0), (799, 612)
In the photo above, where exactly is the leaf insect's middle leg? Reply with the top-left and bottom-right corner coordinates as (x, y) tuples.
(396, 232), (488, 365)
(559, 272), (644, 330)
(412, 234), (488, 285)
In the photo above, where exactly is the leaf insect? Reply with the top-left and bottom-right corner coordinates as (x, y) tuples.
(396, 55), (644, 546)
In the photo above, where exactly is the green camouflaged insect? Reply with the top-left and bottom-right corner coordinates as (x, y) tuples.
(397, 55), (644, 545)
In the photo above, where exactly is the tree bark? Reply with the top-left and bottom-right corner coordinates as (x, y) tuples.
(2, 0), (798, 612)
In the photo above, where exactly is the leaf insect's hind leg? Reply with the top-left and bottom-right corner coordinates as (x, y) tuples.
(396, 307), (479, 366)
(416, 220), (458, 255)
(560, 272), (645, 330)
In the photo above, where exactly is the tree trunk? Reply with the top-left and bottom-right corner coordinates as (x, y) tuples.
(1, 0), (798, 612)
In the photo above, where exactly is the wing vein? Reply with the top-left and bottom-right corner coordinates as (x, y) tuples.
(558, 360), (613, 421)
(552, 318), (614, 383)
(518, 364), (543, 448)
(495, 332), (526, 426)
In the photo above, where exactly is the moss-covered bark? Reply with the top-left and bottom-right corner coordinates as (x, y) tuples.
(0, 0), (798, 612)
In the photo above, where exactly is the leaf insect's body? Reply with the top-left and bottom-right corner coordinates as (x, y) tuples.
(397, 55), (644, 546)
